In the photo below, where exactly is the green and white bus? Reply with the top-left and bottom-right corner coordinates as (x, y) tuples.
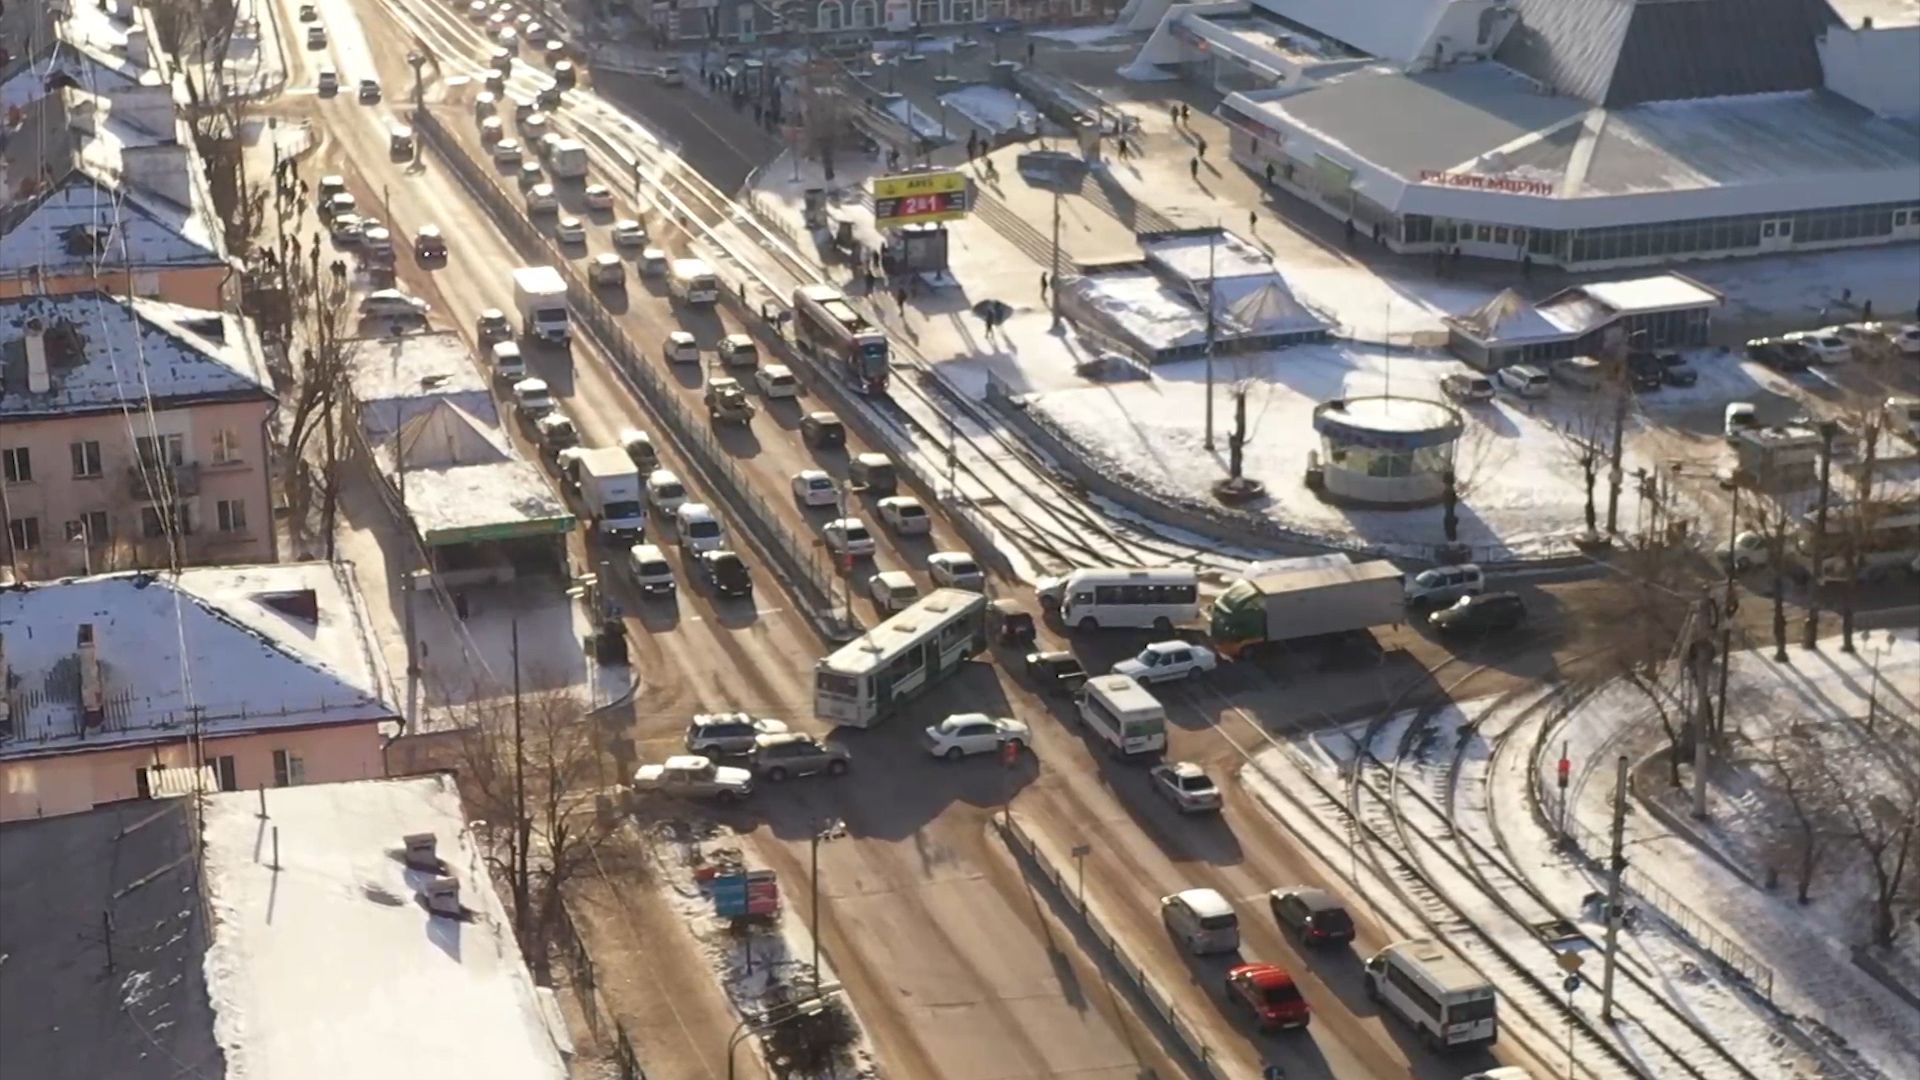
(814, 589), (987, 727)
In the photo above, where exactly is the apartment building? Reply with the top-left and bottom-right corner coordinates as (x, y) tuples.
(0, 561), (397, 822)
(1, 291), (276, 579)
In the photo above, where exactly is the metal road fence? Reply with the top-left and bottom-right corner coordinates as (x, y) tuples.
(553, 895), (650, 1078)
(996, 815), (1223, 1079)
(411, 107), (842, 633)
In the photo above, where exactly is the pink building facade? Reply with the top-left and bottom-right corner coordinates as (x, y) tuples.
(1, 293), (277, 580)
(0, 563), (398, 823)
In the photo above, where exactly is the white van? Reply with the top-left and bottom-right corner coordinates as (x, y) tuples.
(1078, 674), (1167, 757)
(1038, 566), (1199, 633)
(627, 543), (675, 596)
(1365, 939), (1498, 1050)
(669, 257), (719, 304)
(1404, 563), (1484, 609)
(1160, 887), (1239, 955)
(1497, 364), (1551, 398)
(868, 570), (921, 613)
(489, 340), (526, 384)
(1724, 402), (1758, 441)
(675, 502), (726, 553)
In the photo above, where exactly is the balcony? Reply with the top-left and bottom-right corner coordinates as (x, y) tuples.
(127, 461), (200, 501)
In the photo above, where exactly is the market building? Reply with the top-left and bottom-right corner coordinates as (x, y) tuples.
(1124, 0), (1920, 269)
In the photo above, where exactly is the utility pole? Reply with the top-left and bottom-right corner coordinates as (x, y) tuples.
(1691, 602), (1714, 820)
(1604, 334), (1630, 534)
(1600, 754), (1629, 1021)
(1048, 186), (1062, 331)
(1203, 227), (1217, 450)
(1714, 481), (1740, 737)
(1804, 419), (1837, 649)
(512, 619), (530, 945)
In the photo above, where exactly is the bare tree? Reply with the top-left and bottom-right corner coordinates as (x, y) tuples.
(455, 688), (620, 981)
(1554, 393), (1612, 540)
(1837, 414), (1885, 653)
(1740, 494), (1798, 662)
(1761, 729), (1836, 904)
(1803, 420), (1840, 649)
(280, 277), (360, 546)
(1821, 747), (1920, 947)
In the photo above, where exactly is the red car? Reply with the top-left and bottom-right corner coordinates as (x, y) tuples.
(1225, 962), (1311, 1030)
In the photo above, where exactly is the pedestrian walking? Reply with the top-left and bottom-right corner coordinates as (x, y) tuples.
(1190, 156), (1200, 182)
(1039, 272), (1050, 299)
(1522, 253), (1533, 279)
(1170, 104), (1180, 126)
(1862, 298), (1873, 320)
(1248, 209), (1258, 233)
(1264, 161), (1275, 187)
(1027, 41), (1036, 64)
(895, 286), (908, 310)
(1180, 103), (1191, 123)
(1195, 135), (1206, 158)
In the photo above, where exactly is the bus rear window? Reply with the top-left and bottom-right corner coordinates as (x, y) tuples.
(1447, 996), (1496, 1024)
(816, 671), (858, 698)
(1125, 714), (1166, 737)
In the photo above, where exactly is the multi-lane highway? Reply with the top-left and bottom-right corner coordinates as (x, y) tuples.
(268, 1), (1627, 1077)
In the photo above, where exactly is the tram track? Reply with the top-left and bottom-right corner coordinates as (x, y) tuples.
(380, 0), (1271, 579)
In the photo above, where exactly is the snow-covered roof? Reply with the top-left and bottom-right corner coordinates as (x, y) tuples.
(1222, 65), (1920, 230)
(1250, 0), (1466, 63)
(1446, 287), (1575, 345)
(400, 460), (575, 546)
(351, 331), (497, 440)
(0, 563), (397, 760)
(1144, 229), (1284, 287)
(0, 291), (272, 418)
(1575, 274), (1722, 316)
(199, 776), (571, 1080)
(0, 86), (223, 275)
(0, 0), (156, 112)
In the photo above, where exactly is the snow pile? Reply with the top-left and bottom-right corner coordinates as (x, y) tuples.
(199, 777), (570, 1080)
(882, 96), (948, 140)
(939, 85), (1038, 136)
(1022, 342), (1674, 559)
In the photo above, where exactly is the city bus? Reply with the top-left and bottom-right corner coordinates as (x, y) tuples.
(1035, 566), (1199, 632)
(814, 589), (987, 726)
(1078, 674), (1168, 757)
(792, 283), (890, 394)
(1796, 497), (1920, 580)
(1364, 939), (1498, 1050)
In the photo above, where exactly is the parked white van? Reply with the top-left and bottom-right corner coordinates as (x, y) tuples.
(1403, 563), (1485, 609)
(1497, 364), (1551, 397)
(1160, 887), (1239, 955)
(1077, 674), (1167, 757)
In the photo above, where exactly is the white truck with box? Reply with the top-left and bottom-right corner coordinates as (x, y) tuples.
(1208, 559), (1403, 657)
(669, 257), (719, 305)
(575, 446), (646, 539)
(546, 137), (589, 179)
(511, 265), (570, 344)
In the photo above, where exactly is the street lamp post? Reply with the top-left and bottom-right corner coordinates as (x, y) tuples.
(809, 817), (842, 989)
(725, 987), (842, 1080)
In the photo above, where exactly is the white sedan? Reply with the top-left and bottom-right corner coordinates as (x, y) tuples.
(878, 496), (932, 536)
(584, 183), (615, 210)
(611, 218), (646, 248)
(1785, 329), (1853, 363)
(754, 363), (800, 399)
(923, 713), (1030, 760)
(791, 469), (838, 508)
(822, 517), (875, 558)
(1112, 640), (1218, 684)
(927, 551), (984, 590)
(554, 214), (586, 244)
(359, 289), (429, 319)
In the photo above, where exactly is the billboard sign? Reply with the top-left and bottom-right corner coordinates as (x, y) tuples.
(710, 868), (780, 918)
(872, 170), (970, 228)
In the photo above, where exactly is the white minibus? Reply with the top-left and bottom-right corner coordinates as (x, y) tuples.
(1077, 675), (1167, 757)
(1364, 939), (1498, 1050)
(1037, 567), (1198, 632)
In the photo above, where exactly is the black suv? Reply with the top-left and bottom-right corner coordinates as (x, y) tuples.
(1269, 887), (1355, 946)
(1625, 354), (1664, 392)
(698, 550), (753, 598)
(1746, 337), (1812, 372)
(1654, 352), (1696, 386)
(1024, 651), (1087, 696)
(801, 411), (846, 449)
(1429, 591), (1527, 634)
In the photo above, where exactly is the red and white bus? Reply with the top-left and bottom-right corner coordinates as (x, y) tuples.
(792, 283), (889, 394)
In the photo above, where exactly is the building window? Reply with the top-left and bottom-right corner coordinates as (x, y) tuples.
(917, 0), (940, 23)
(272, 749), (306, 787)
(65, 511), (110, 545)
(69, 440), (104, 478)
(8, 517), (41, 551)
(142, 503), (194, 537)
(819, 0), (843, 29)
(2, 447), (30, 484)
(217, 498), (248, 534)
(853, 0), (876, 27)
(212, 429), (242, 465)
(135, 433), (185, 468)
(215, 755), (238, 792)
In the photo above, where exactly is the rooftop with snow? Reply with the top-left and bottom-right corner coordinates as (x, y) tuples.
(0, 83), (224, 279)
(0, 291), (270, 418)
(198, 776), (572, 1080)
(348, 331), (572, 546)
(0, 0), (166, 111)
(0, 562), (396, 759)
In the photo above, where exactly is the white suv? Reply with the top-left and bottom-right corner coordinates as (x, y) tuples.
(1495, 364), (1549, 397)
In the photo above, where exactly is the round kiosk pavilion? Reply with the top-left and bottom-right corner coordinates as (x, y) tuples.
(1309, 395), (1464, 506)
